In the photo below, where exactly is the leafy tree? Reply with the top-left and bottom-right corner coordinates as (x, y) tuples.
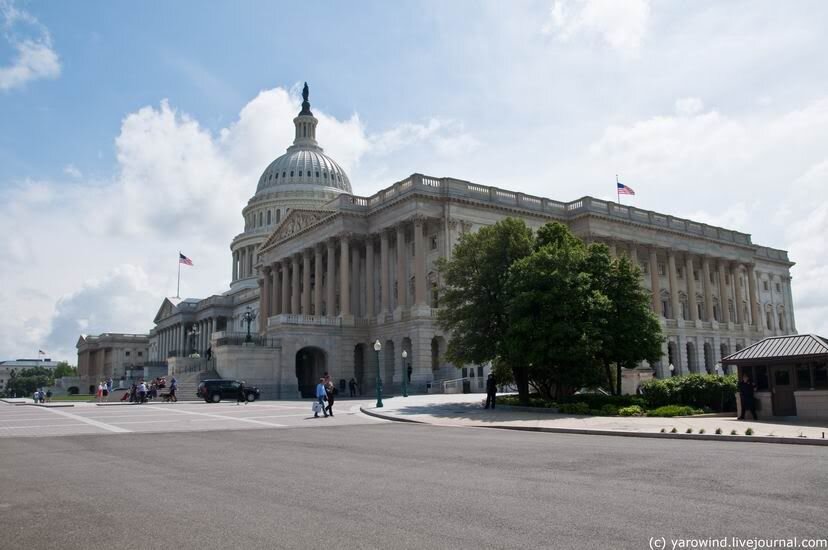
(504, 223), (608, 400)
(436, 218), (534, 403)
(591, 256), (663, 395)
(53, 362), (78, 378)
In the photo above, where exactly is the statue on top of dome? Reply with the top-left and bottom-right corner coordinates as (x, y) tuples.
(300, 82), (312, 115)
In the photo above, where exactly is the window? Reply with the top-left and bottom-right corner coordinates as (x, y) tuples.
(430, 236), (438, 250)
(267, 210), (272, 225)
(713, 304), (720, 322)
(316, 171), (320, 177)
(694, 270), (700, 282)
(774, 369), (790, 386)
(661, 300), (669, 318)
(680, 301), (687, 320)
(766, 312), (773, 330)
(137, 351), (142, 357)
(477, 366), (484, 377)
(763, 281), (769, 291)
(726, 273), (730, 285)
(677, 267), (684, 279)
(125, 351), (130, 357)
(462, 367), (468, 377)
(658, 263), (666, 276)
(775, 283), (781, 292)
(431, 283), (439, 308)
(778, 313), (784, 331)
(797, 364), (812, 388)
(258, 212), (263, 226)
(290, 171), (294, 177)
(275, 172), (279, 180)
(697, 303), (703, 321)
(710, 271), (715, 283)
(282, 171), (286, 178)
(276, 210), (281, 223)
(814, 364), (828, 388)
(755, 365), (769, 390)
(641, 262), (649, 274)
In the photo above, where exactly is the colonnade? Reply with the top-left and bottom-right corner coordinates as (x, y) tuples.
(232, 244), (259, 282)
(258, 217), (431, 330)
(155, 318), (217, 359)
(604, 241), (792, 331)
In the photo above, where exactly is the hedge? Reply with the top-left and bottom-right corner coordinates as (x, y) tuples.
(639, 374), (737, 412)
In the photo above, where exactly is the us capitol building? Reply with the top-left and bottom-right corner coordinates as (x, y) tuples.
(109, 85), (796, 398)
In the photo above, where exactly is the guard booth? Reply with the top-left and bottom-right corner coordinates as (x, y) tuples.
(722, 334), (828, 419)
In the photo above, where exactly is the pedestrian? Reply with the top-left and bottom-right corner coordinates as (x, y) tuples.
(32, 390), (40, 404)
(45, 390), (52, 403)
(237, 381), (247, 405)
(96, 382), (104, 403)
(485, 373), (497, 409)
(137, 381), (147, 404)
(738, 374), (758, 420)
(325, 380), (337, 417)
(205, 346), (212, 360)
(169, 377), (177, 402)
(107, 378), (113, 395)
(315, 377), (328, 418)
(102, 383), (109, 402)
(348, 378), (357, 397)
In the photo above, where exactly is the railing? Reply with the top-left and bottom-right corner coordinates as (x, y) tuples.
(268, 314), (342, 327)
(214, 333), (280, 348)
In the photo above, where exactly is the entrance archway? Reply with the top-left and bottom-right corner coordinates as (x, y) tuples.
(686, 342), (697, 373)
(296, 347), (326, 398)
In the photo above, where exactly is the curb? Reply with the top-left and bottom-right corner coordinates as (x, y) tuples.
(361, 407), (828, 446)
(22, 403), (75, 408)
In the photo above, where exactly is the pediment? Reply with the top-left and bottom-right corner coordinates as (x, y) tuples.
(153, 297), (181, 324)
(259, 209), (336, 252)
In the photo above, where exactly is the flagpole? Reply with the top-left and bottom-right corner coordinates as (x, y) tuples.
(177, 252), (181, 299)
(616, 174), (620, 204)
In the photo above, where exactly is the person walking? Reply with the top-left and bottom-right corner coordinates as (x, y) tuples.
(325, 380), (337, 417)
(484, 373), (497, 409)
(236, 381), (247, 405)
(738, 374), (758, 420)
(315, 378), (328, 418)
(348, 378), (357, 397)
(137, 381), (147, 404)
(169, 377), (177, 402)
(96, 382), (104, 403)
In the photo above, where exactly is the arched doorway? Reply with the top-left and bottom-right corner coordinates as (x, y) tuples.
(296, 347), (326, 398)
(384, 340), (395, 389)
(402, 337), (413, 384)
(720, 343), (730, 374)
(667, 341), (679, 376)
(703, 342), (713, 374)
(686, 342), (697, 374)
(354, 344), (366, 395)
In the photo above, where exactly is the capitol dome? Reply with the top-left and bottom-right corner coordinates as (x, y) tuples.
(255, 83), (352, 196)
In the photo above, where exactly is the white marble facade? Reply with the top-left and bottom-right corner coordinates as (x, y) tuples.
(150, 86), (796, 398)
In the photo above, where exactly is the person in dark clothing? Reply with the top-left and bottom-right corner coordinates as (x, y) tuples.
(738, 374), (758, 420)
(348, 378), (357, 397)
(325, 381), (336, 417)
(237, 381), (247, 405)
(485, 374), (497, 409)
(205, 347), (212, 360)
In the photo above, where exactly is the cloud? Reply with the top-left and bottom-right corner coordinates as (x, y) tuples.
(542, 0), (651, 56)
(0, 85), (475, 361)
(0, 0), (60, 91)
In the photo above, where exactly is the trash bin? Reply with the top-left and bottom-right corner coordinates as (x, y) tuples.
(462, 379), (471, 394)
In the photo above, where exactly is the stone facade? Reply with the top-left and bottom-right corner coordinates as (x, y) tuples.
(76, 333), (149, 389)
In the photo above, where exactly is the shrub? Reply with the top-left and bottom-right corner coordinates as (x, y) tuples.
(715, 428), (722, 435)
(699, 428), (705, 434)
(670, 427), (678, 433)
(745, 428), (754, 436)
(685, 428), (693, 434)
(639, 374), (737, 412)
(559, 394), (647, 410)
(730, 429), (738, 435)
(559, 402), (590, 415)
(645, 405), (703, 417)
(660, 428), (666, 433)
(618, 405), (645, 417)
(598, 404), (619, 416)
(67, 386), (79, 395)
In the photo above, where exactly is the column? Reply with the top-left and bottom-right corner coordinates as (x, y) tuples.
(291, 254), (300, 315)
(326, 239), (336, 316)
(608, 240), (617, 258)
(748, 266), (759, 327)
(302, 249), (311, 314)
(314, 246), (323, 316)
(396, 224), (406, 310)
(271, 264), (280, 315)
(351, 241), (361, 317)
(702, 257), (714, 322)
(686, 254), (698, 322)
(242, 248), (248, 278)
(365, 237), (375, 318)
(414, 217), (427, 306)
(734, 264), (745, 324)
(629, 245), (639, 271)
(380, 230), (390, 315)
(262, 267), (272, 319)
(667, 251), (680, 320)
(649, 248), (660, 315)
(718, 260), (729, 323)
(281, 260), (290, 315)
(340, 234), (350, 316)
(232, 251), (238, 281)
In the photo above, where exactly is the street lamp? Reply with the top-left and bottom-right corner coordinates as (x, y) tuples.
(373, 339), (383, 408)
(401, 350), (409, 398)
(242, 306), (257, 343)
(187, 325), (200, 355)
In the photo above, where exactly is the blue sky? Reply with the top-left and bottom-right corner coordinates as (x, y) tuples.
(2, 0), (828, 360)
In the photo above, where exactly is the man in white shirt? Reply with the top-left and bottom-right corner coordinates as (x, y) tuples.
(315, 378), (328, 418)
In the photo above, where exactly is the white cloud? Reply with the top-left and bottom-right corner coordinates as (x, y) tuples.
(675, 97), (704, 117)
(0, 86), (474, 361)
(542, 0), (651, 56)
(0, 1), (60, 91)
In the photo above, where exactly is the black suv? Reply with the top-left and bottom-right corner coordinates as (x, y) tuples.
(197, 379), (260, 403)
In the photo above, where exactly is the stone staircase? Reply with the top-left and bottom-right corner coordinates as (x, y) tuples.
(169, 370), (219, 402)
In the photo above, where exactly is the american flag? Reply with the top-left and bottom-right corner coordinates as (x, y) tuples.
(38, 350), (45, 356)
(179, 253), (193, 266)
(617, 182), (636, 195)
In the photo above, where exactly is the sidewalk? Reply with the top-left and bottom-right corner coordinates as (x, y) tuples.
(361, 393), (828, 446)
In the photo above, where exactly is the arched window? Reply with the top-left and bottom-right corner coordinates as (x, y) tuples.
(276, 209), (281, 223)
(266, 210), (271, 225)
(258, 212), (263, 226)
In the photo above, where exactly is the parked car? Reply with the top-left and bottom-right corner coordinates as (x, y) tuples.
(197, 379), (260, 403)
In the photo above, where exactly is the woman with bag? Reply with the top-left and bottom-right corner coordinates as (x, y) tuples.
(325, 381), (337, 417)
(314, 378), (328, 418)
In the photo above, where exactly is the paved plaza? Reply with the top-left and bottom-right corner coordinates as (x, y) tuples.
(0, 399), (385, 438)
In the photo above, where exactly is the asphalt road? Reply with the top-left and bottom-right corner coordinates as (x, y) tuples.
(1, 424), (826, 550)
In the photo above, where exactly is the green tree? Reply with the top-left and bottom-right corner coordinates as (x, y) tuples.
(591, 256), (664, 395)
(436, 218), (534, 403)
(53, 361), (78, 378)
(504, 223), (608, 400)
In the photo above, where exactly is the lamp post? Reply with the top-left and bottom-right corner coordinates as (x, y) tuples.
(187, 325), (200, 355)
(373, 339), (383, 408)
(401, 350), (409, 397)
(242, 306), (257, 343)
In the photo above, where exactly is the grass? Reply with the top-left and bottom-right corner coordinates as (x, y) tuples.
(46, 395), (95, 401)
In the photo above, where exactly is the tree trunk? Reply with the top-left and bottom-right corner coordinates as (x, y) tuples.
(513, 365), (530, 405)
(603, 361), (615, 396)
